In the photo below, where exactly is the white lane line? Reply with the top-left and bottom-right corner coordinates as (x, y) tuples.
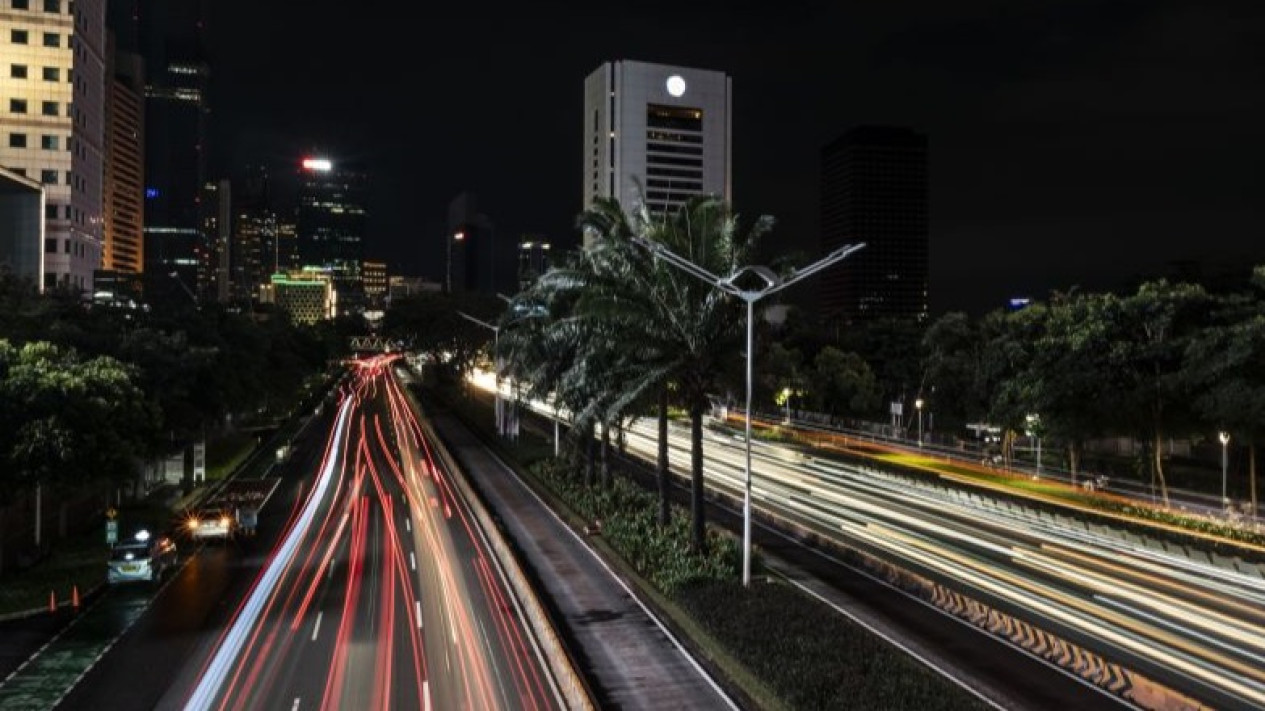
(291, 697), (300, 711)
(415, 600), (423, 628)
(410, 551), (416, 571)
(311, 611), (323, 641)
(424, 680), (430, 711)
(406, 516), (411, 532)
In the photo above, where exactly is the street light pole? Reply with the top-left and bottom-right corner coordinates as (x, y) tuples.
(457, 310), (503, 436)
(915, 398), (924, 447)
(637, 238), (865, 586)
(1219, 431), (1230, 507)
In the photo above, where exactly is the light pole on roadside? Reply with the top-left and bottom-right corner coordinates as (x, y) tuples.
(915, 398), (924, 447)
(1219, 431), (1230, 507)
(457, 310), (505, 437)
(636, 238), (865, 587)
(1025, 413), (1043, 479)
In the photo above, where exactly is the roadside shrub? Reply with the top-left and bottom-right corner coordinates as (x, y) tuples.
(529, 458), (738, 594)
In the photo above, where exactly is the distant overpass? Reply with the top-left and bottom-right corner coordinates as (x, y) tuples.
(348, 335), (401, 353)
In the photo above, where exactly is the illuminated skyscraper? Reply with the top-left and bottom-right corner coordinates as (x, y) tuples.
(582, 60), (731, 242)
(0, 0), (106, 292)
(296, 157), (367, 311)
(820, 125), (929, 323)
(102, 43), (144, 276)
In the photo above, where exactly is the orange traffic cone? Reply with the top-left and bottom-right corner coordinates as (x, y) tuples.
(71, 585), (80, 610)
(49, 589), (57, 613)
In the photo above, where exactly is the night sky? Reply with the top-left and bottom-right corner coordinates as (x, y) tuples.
(205, 0), (1264, 316)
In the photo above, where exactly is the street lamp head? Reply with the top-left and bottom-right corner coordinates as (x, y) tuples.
(1219, 431), (1231, 445)
(915, 398), (924, 409)
(720, 265), (781, 292)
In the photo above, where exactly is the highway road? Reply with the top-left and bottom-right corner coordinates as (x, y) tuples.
(613, 415), (1265, 711)
(175, 356), (564, 710)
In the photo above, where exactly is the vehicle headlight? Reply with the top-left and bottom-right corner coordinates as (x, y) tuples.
(187, 519), (199, 530)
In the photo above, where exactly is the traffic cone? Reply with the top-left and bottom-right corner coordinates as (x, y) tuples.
(49, 590), (57, 613)
(71, 585), (80, 610)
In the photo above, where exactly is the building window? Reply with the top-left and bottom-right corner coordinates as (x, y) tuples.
(10, 30), (28, 44)
(63, 239), (69, 254)
(41, 101), (57, 116)
(44, 238), (56, 252)
(65, 170), (71, 186)
(11, 64), (27, 78)
(63, 204), (70, 218)
(43, 0), (58, 11)
(8, 133), (26, 147)
(41, 169), (57, 184)
(44, 204), (57, 219)
(42, 66), (58, 81)
(44, 274), (55, 289)
(42, 32), (58, 47)
(40, 135), (57, 150)
(14, 0), (30, 8)
(9, 99), (26, 114)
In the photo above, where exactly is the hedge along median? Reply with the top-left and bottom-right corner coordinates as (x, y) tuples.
(434, 382), (991, 711)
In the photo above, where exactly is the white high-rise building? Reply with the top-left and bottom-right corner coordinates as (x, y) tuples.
(0, 0), (105, 293)
(583, 60), (731, 245)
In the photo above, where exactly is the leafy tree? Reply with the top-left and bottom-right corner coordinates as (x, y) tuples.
(809, 346), (879, 420)
(1186, 269), (1265, 512)
(1109, 280), (1210, 505)
(0, 341), (153, 504)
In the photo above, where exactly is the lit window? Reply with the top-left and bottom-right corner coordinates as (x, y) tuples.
(11, 64), (27, 78)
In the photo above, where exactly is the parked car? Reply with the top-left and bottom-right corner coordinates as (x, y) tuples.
(107, 531), (178, 584)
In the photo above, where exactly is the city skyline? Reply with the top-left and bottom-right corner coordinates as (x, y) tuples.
(203, 0), (1263, 316)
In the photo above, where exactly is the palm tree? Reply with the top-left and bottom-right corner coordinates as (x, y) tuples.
(506, 193), (772, 553)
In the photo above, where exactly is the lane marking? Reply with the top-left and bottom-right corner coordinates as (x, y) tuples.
(415, 600), (423, 629)
(311, 611), (323, 641)
(424, 680), (430, 711)
(291, 697), (300, 711)
(410, 551), (417, 571)
(406, 517), (411, 532)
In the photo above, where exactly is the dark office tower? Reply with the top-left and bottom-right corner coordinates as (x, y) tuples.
(819, 125), (928, 324)
(199, 179), (231, 304)
(103, 40), (145, 276)
(446, 193), (512, 296)
(296, 158), (367, 312)
(133, 0), (212, 305)
(517, 236), (552, 292)
(233, 164), (270, 303)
